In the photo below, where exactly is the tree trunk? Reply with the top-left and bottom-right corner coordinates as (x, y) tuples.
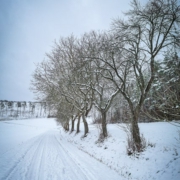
(63, 121), (69, 131)
(101, 110), (108, 138)
(20, 106), (21, 116)
(70, 118), (75, 132)
(131, 111), (141, 152)
(82, 113), (88, 137)
(76, 115), (81, 134)
(17, 106), (18, 117)
(40, 103), (42, 117)
(6, 105), (7, 116)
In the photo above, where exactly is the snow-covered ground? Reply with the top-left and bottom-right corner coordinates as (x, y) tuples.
(64, 121), (180, 180)
(0, 118), (179, 180)
(0, 118), (119, 180)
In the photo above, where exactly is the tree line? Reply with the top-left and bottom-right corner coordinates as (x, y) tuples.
(31, 0), (180, 153)
(0, 100), (52, 119)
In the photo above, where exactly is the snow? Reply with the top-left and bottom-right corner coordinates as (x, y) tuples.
(63, 121), (180, 180)
(0, 118), (180, 180)
(0, 118), (57, 155)
(0, 118), (120, 180)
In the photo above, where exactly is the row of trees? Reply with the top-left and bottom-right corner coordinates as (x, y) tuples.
(31, 0), (180, 153)
(0, 100), (51, 118)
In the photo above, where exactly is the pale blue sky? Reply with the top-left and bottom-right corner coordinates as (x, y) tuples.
(0, 0), (145, 101)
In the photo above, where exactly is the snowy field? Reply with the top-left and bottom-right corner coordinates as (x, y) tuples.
(0, 118), (179, 180)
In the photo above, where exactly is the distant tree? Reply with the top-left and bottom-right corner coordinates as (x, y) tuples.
(32, 103), (35, 117)
(21, 101), (26, 117)
(4, 100), (8, 116)
(0, 101), (5, 116)
(43, 102), (47, 117)
(17, 102), (22, 116)
(8, 101), (13, 116)
(28, 102), (31, 117)
(39, 102), (43, 117)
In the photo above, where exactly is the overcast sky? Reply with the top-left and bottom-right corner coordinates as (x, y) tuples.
(0, 0), (146, 101)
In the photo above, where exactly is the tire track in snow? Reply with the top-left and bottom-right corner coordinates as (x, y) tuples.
(0, 133), (45, 180)
(0, 130), (121, 180)
(54, 132), (122, 180)
(24, 134), (47, 180)
(53, 132), (94, 180)
(54, 133), (96, 180)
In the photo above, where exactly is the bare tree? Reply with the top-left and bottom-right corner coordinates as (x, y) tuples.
(31, 35), (94, 136)
(77, 31), (120, 138)
(0, 101), (5, 116)
(83, 0), (180, 152)
(108, 0), (180, 152)
(8, 101), (13, 117)
(21, 101), (26, 117)
(53, 36), (94, 136)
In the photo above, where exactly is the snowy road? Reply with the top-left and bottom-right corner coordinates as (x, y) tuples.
(0, 119), (121, 180)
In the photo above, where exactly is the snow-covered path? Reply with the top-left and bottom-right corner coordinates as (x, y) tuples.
(0, 119), (120, 180)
